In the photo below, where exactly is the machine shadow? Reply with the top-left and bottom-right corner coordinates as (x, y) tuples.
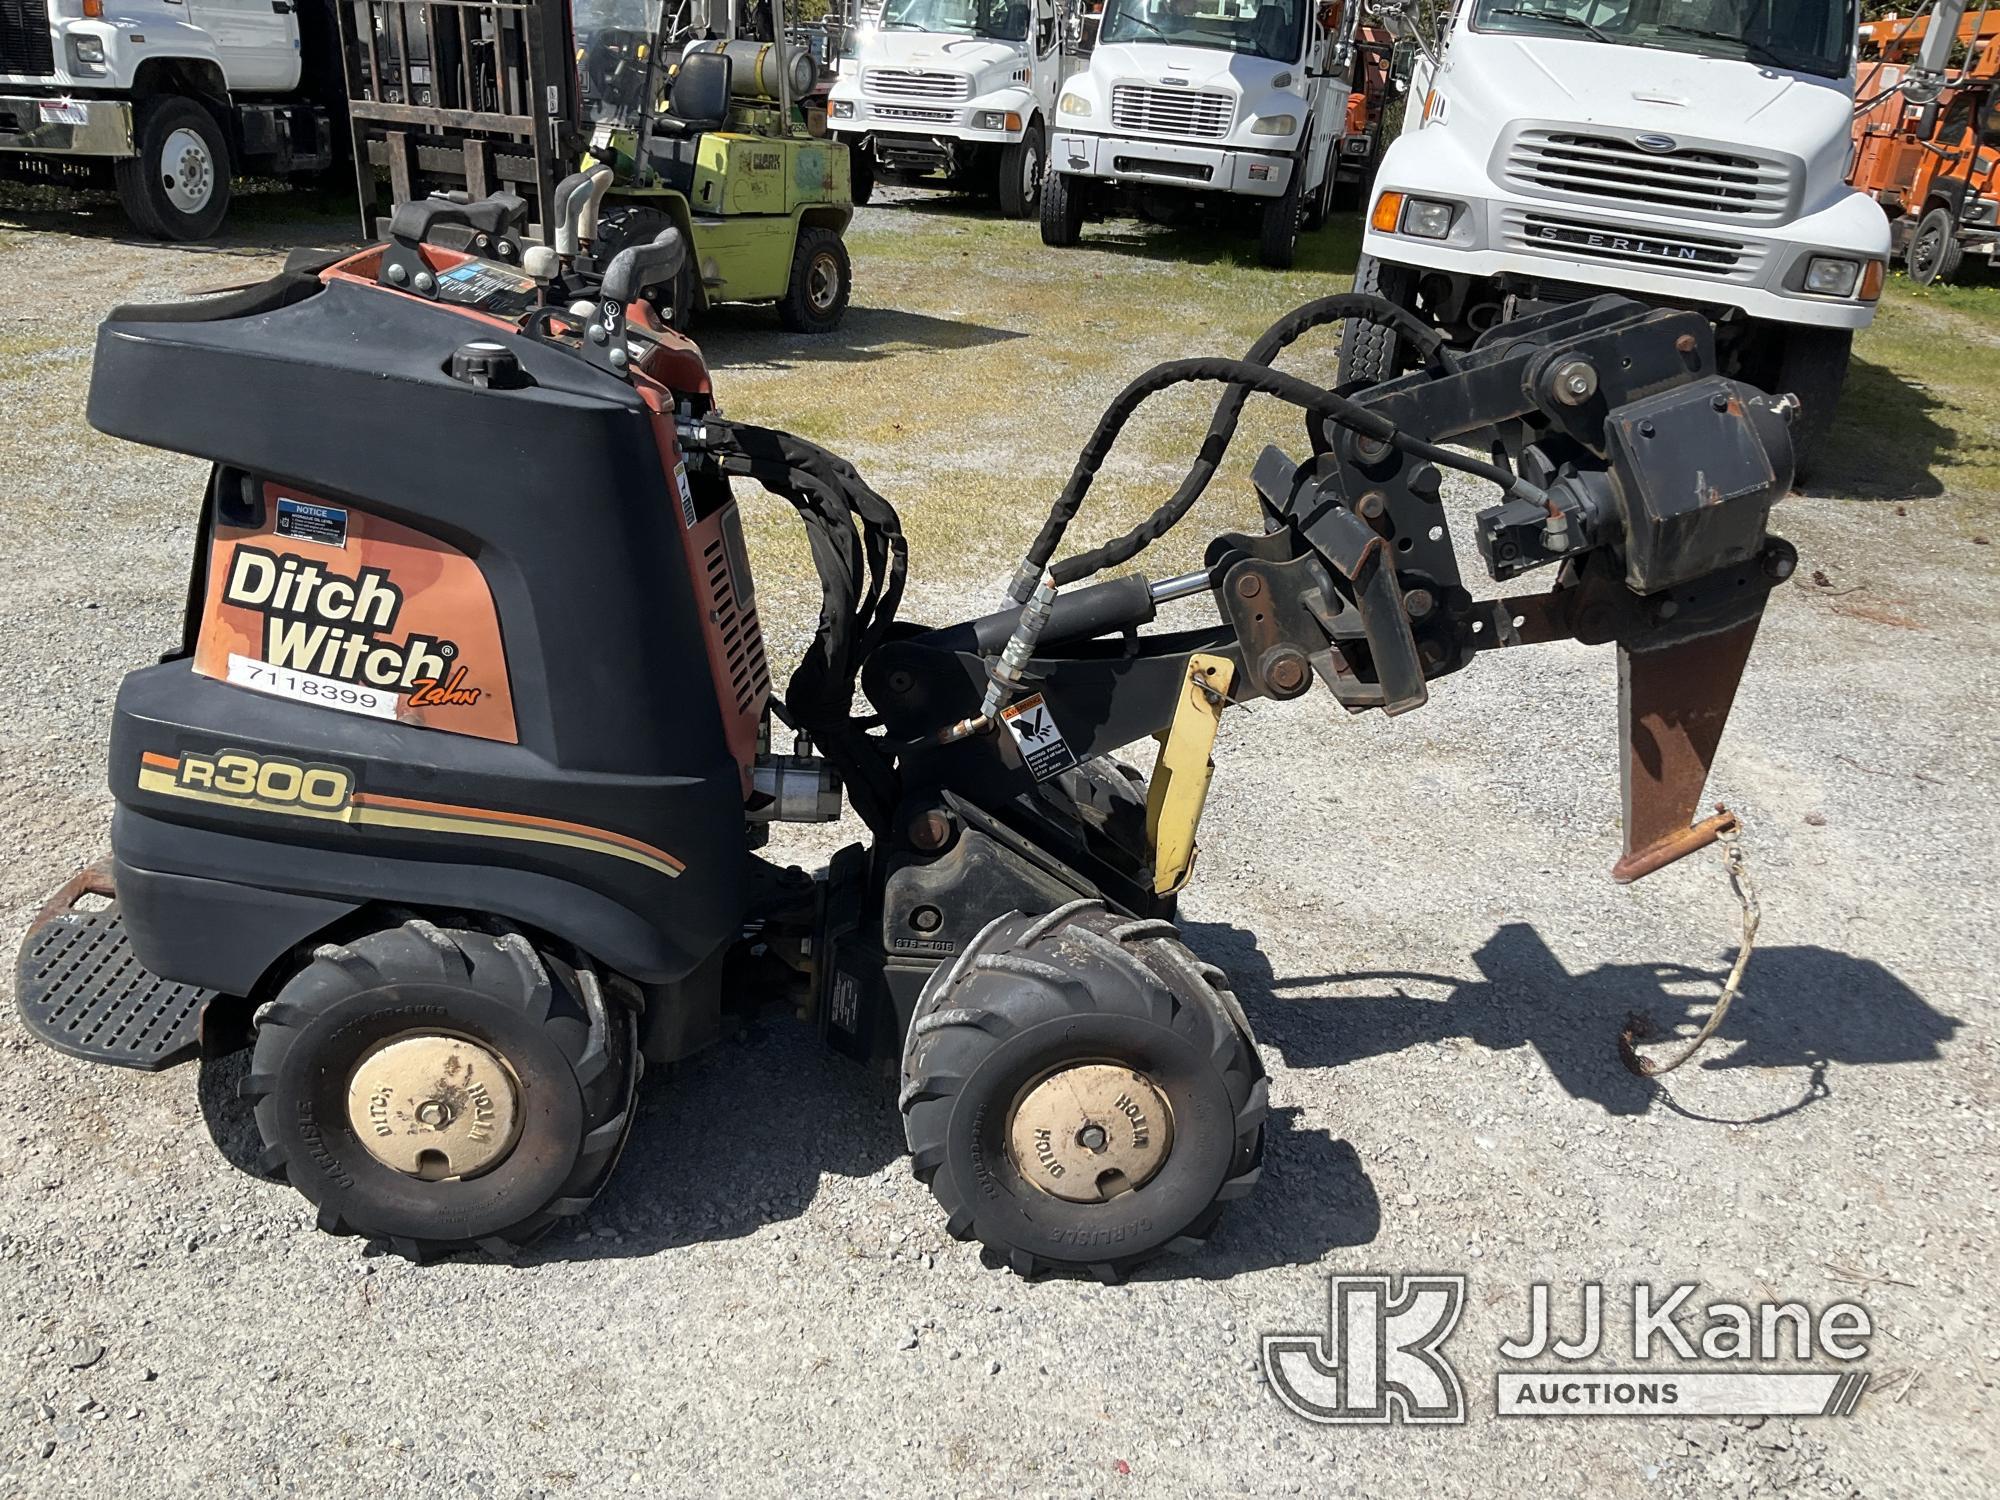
(1804, 354), (1952, 500)
(697, 302), (1027, 368)
(1181, 918), (1961, 1121)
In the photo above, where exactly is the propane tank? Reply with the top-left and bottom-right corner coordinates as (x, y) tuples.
(684, 38), (816, 102)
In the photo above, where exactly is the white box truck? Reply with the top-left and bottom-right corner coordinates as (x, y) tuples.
(0, 0), (339, 239)
(1041, 0), (1353, 267)
(1343, 0), (1893, 468)
(827, 0), (1065, 216)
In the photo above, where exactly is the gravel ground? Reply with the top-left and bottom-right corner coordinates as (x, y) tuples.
(1, 186), (1995, 1500)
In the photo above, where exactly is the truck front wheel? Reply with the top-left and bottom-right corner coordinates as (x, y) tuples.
(997, 121), (1045, 219)
(850, 142), (875, 207)
(1337, 253), (1419, 386)
(115, 96), (232, 241)
(1907, 205), (1963, 286)
(1041, 168), (1085, 246)
(1258, 165), (1303, 269)
(1738, 322), (1851, 485)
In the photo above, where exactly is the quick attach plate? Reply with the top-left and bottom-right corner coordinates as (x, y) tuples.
(14, 865), (214, 1070)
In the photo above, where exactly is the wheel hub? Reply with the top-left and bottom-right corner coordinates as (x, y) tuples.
(1007, 1063), (1174, 1203)
(346, 1033), (521, 1181)
(160, 128), (213, 214)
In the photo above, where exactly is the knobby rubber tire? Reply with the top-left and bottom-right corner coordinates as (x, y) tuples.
(899, 903), (1266, 1282)
(242, 918), (639, 1261)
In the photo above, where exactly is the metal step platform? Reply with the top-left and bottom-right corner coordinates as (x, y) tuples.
(14, 865), (214, 1071)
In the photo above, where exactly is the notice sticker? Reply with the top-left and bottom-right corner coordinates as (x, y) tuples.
(1000, 693), (1078, 782)
(38, 100), (88, 126)
(274, 496), (349, 549)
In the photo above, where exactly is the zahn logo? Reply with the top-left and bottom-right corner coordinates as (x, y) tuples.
(1263, 1274), (1467, 1425)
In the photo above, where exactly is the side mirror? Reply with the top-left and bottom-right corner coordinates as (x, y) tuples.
(1916, 100), (1941, 141)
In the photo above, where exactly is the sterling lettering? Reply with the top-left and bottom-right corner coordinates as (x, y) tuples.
(225, 546), (458, 692)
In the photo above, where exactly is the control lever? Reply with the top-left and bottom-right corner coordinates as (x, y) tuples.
(553, 167), (613, 260)
(600, 229), (687, 309)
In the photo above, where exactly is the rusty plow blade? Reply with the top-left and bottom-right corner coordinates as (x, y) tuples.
(1612, 611), (1764, 884)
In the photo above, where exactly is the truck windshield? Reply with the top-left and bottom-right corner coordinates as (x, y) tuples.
(1471, 0), (1852, 80)
(1098, 0), (1307, 64)
(878, 0), (1031, 41)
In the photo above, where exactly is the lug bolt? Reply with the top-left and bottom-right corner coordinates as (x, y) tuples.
(1235, 572), (1264, 600)
(1357, 492), (1387, 521)
(1404, 588), (1435, 620)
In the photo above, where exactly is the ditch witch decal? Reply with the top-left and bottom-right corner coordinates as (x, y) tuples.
(194, 484), (519, 743)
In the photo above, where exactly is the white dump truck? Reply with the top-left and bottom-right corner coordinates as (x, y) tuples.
(0, 0), (339, 238)
(1344, 0), (1893, 469)
(827, 0), (1065, 216)
(1041, 0), (1353, 267)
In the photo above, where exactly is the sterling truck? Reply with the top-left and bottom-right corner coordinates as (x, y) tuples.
(1344, 0), (1895, 469)
(0, 0), (340, 238)
(827, 0), (1064, 216)
(1042, 0), (1354, 267)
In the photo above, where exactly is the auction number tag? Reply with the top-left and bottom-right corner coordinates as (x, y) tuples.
(227, 652), (398, 720)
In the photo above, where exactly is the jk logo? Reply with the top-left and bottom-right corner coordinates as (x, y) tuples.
(1262, 1274), (1468, 1425)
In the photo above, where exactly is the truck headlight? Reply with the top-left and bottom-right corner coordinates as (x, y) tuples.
(830, 98), (854, 119)
(1250, 114), (1298, 136)
(1803, 256), (1860, 297)
(66, 34), (107, 72)
(978, 110), (1022, 131)
(1059, 92), (1092, 117)
(1400, 196), (1455, 240)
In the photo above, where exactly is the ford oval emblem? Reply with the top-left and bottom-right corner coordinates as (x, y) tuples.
(1634, 133), (1678, 152)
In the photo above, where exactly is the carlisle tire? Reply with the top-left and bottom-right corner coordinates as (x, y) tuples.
(242, 919), (640, 1260)
(899, 901), (1266, 1282)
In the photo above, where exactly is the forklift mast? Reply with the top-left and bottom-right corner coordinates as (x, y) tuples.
(339, 0), (591, 238)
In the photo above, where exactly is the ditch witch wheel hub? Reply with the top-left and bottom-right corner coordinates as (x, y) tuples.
(345, 1033), (522, 1181)
(1007, 1063), (1174, 1203)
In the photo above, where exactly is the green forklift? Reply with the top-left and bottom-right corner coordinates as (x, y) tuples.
(342, 0), (854, 330)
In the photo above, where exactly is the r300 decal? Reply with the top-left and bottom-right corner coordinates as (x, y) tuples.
(173, 749), (355, 810)
(136, 750), (685, 879)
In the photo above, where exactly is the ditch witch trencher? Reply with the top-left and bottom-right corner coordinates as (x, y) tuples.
(15, 190), (1796, 1278)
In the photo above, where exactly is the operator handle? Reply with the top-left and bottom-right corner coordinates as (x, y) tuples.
(600, 229), (687, 308)
(388, 193), (528, 251)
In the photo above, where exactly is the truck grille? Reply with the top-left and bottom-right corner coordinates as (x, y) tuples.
(1110, 84), (1233, 140)
(0, 0), (55, 79)
(871, 104), (959, 125)
(863, 68), (971, 103)
(1503, 129), (1795, 224)
(1501, 208), (1765, 283)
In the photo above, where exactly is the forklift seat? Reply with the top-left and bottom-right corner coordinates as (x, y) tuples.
(653, 51), (733, 139)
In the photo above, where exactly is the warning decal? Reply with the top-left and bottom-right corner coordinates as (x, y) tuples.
(1000, 693), (1079, 782)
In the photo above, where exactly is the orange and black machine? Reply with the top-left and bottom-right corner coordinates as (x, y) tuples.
(18, 185), (1800, 1280)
